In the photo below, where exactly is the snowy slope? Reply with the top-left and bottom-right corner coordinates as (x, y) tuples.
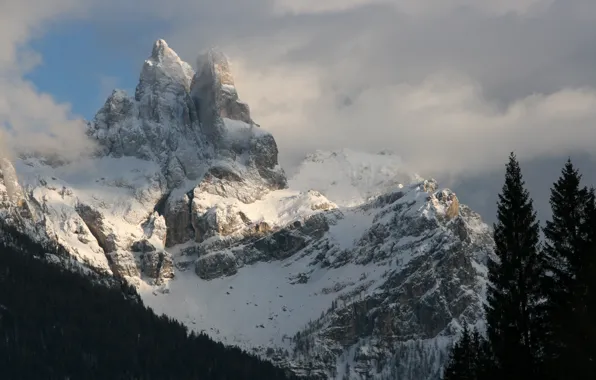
(140, 175), (492, 379)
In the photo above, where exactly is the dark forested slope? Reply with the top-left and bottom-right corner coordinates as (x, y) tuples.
(0, 224), (295, 380)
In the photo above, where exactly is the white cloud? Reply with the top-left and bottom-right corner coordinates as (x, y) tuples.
(110, 0), (593, 179)
(0, 0), (94, 160)
(0, 78), (95, 159)
(5, 0), (596, 191)
(231, 62), (596, 177)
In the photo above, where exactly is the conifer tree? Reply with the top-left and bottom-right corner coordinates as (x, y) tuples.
(443, 324), (471, 380)
(541, 159), (592, 379)
(485, 153), (545, 380)
(471, 329), (493, 380)
(581, 188), (596, 377)
(443, 325), (489, 380)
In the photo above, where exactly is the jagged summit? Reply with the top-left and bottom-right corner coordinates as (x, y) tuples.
(191, 47), (253, 132)
(87, 39), (285, 191)
(137, 38), (195, 98)
(196, 48), (235, 86)
(151, 39), (171, 59)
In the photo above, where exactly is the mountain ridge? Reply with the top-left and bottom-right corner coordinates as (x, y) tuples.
(0, 39), (493, 380)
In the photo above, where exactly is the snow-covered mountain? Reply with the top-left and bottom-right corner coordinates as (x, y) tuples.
(0, 40), (493, 379)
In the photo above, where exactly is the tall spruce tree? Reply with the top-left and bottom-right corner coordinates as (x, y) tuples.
(443, 325), (472, 380)
(471, 329), (492, 380)
(541, 159), (592, 379)
(443, 325), (489, 380)
(485, 153), (545, 379)
(581, 188), (596, 377)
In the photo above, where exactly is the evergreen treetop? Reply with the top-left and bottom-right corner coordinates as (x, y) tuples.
(541, 160), (596, 379)
(485, 152), (544, 380)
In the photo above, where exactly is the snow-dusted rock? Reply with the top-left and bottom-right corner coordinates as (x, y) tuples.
(143, 212), (168, 246)
(164, 192), (194, 247)
(195, 251), (238, 280)
(141, 250), (174, 284)
(0, 157), (34, 223)
(88, 40), (208, 187)
(284, 180), (491, 379)
(75, 203), (120, 253)
(192, 203), (249, 243)
(0, 40), (496, 380)
(106, 250), (140, 279)
(191, 49), (252, 143)
(132, 239), (156, 253)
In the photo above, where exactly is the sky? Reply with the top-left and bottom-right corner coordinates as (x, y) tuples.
(3, 0), (596, 222)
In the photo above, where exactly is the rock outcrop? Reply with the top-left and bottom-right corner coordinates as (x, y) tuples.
(195, 252), (238, 280)
(141, 250), (174, 284)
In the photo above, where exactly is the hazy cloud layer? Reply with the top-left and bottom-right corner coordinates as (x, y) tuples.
(5, 0), (596, 220)
(110, 0), (596, 179)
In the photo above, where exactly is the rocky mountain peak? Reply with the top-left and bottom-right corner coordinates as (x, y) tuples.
(88, 40), (287, 191)
(196, 48), (235, 87)
(150, 39), (172, 60)
(0, 39), (495, 380)
(136, 39), (195, 100)
(191, 48), (252, 130)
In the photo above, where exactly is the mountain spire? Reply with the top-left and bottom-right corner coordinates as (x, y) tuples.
(151, 39), (170, 59)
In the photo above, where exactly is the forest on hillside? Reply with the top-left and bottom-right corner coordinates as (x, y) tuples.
(0, 224), (297, 380)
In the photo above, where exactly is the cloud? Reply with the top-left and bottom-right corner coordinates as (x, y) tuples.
(0, 0), (95, 160)
(6, 0), (596, 201)
(0, 78), (96, 159)
(105, 0), (595, 178)
(231, 64), (596, 177)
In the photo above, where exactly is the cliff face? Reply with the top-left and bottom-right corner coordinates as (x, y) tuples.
(0, 40), (493, 380)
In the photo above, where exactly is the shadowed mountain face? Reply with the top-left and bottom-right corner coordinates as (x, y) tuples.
(0, 40), (494, 380)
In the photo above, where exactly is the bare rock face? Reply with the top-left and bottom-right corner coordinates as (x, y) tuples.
(131, 239), (156, 253)
(433, 190), (460, 220)
(445, 194), (460, 219)
(75, 203), (140, 279)
(75, 203), (119, 254)
(191, 49), (251, 143)
(141, 250), (174, 284)
(190, 49), (287, 192)
(248, 132), (287, 190)
(106, 250), (140, 278)
(0, 158), (33, 222)
(158, 252), (175, 282)
(164, 193), (194, 247)
(195, 252), (237, 280)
